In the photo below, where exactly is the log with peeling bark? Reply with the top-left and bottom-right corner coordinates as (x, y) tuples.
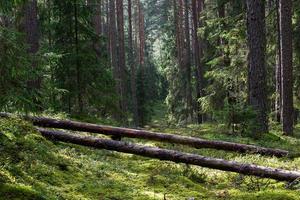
(37, 128), (300, 182)
(0, 112), (290, 157)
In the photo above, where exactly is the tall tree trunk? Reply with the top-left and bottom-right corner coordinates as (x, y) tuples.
(184, 0), (193, 122)
(22, 0), (39, 70)
(74, 0), (83, 113)
(279, 0), (293, 135)
(88, 0), (102, 35)
(174, 0), (185, 74)
(275, 0), (282, 123)
(109, 0), (121, 120)
(128, 0), (139, 126)
(88, 0), (102, 58)
(173, 0), (187, 122)
(22, 0), (41, 108)
(191, 0), (204, 123)
(116, 0), (128, 118)
(137, 0), (146, 126)
(218, 1), (225, 50)
(246, 0), (268, 135)
(105, 0), (110, 54)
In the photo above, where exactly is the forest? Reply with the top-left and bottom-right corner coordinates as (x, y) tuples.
(1, 0), (300, 199)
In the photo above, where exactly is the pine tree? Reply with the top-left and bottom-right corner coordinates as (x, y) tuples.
(246, 0), (268, 135)
(192, 0), (204, 123)
(21, 0), (41, 108)
(279, 0), (293, 135)
(128, 0), (139, 126)
(116, 0), (128, 118)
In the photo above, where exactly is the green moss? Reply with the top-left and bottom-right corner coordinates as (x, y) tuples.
(0, 116), (300, 199)
(229, 190), (300, 200)
(0, 184), (45, 200)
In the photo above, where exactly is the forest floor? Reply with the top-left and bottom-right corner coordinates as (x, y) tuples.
(1, 107), (300, 199)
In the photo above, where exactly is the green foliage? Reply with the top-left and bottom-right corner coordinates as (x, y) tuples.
(199, 5), (248, 120)
(0, 0), (24, 13)
(1, 0), (119, 119)
(294, 4), (300, 110)
(0, 27), (41, 112)
(39, 0), (117, 116)
(0, 184), (45, 200)
(0, 117), (35, 141)
(214, 102), (258, 136)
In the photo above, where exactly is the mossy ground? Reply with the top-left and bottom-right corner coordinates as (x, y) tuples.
(0, 112), (300, 199)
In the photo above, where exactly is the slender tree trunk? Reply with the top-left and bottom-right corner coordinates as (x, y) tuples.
(137, 0), (146, 125)
(46, 0), (52, 47)
(184, 0), (193, 122)
(21, 0), (41, 108)
(109, 0), (121, 120)
(105, 0), (110, 54)
(279, 0), (293, 135)
(88, 0), (102, 35)
(191, 0), (204, 123)
(134, 0), (139, 61)
(246, 0), (268, 135)
(218, 1), (226, 52)
(173, 0), (188, 122)
(74, 0), (83, 113)
(88, 0), (102, 58)
(22, 0), (39, 71)
(275, 0), (282, 123)
(116, 0), (128, 118)
(128, 0), (139, 126)
(174, 0), (185, 76)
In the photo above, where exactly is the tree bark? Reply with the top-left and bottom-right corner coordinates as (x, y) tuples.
(116, 0), (128, 117)
(279, 0), (293, 135)
(74, 0), (83, 113)
(21, 0), (41, 108)
(246, 0), (268, 135)
(108, 0), (121, 120)
(87, 0), (102, 36)
(105, 0), (110, 55)
(275, 0), (282, 123)
(184, 0), (193, 122)
(88, 0), (102, 58)
(217, 1), (226, 53)
(38, 128), (300, 182)
(0, 113), (289, 157)
(128, 0), (139, 126)
(137, 0), (146, 125)
(22, 0), (39, 70)
(191, 0), (204, 123)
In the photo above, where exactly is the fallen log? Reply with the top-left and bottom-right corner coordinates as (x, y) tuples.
(0, 113), (289, 157)
(38, 128), (300, 182)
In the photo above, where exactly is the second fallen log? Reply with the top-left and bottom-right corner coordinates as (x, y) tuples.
(38, 128), (300, 182)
